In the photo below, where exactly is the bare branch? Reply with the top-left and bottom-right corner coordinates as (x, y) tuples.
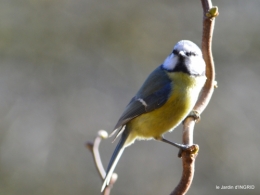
(170, 144), (199, 195)
(170, 0), (218, 194)
(86, 130), (118, 195)
(194, 2), (218, 114)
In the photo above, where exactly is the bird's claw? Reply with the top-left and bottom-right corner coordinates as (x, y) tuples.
(178, 144), (199, 158)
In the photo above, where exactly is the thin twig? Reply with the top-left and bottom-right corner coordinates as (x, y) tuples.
(194, 1), (217, 114)
(86, 130), (118, 195)
(170, 0), (218, 194)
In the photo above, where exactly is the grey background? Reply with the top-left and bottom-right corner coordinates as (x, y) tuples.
(0, 0), (260, 195)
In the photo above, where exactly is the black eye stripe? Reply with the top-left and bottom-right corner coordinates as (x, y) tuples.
(185, 52), (197, 56)
(172, 49), (178, 55)
(172, 50), (197, 56)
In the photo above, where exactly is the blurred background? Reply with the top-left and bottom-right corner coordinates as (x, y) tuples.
(0, 0), (260, 195)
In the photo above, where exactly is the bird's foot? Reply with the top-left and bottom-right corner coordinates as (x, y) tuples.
(155, 137), (199, 158)
(156, 137), (189, 150)
(178, 144), (199, 158)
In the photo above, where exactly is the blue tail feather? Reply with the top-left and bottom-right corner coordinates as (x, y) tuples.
(101, 128), (129, 192)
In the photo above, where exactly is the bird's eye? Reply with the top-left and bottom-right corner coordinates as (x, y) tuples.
(172, 50), (179, 55)
(186, 52), (196, 56)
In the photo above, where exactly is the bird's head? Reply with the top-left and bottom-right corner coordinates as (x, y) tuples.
(162, 40), (205, 76)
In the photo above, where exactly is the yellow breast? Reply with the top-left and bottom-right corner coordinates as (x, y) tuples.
(127, 72), (206, 142)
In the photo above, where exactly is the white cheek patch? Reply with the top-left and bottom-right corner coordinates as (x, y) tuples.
(162, 54), (178, 71)
(185, 56), (206, 76)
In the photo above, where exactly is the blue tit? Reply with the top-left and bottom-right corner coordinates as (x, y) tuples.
(101, 40), (206, 192)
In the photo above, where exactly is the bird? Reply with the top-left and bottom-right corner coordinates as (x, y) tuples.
(101, 40), (206, 192)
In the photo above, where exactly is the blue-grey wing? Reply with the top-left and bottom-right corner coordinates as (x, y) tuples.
(111, 66), (172, 136)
